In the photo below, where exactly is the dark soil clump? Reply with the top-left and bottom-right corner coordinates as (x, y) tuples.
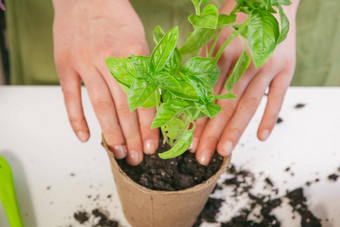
(193, 198), (224, 227)
(117, 139), (223, 191)
(74, 211), (89, 224)
(73, 208), (118, 226)
(295, 103), (306, 109)
(327, 173), (339, 181)
(286, 188), (321, 227)
(195, 164), (322, 227)
(276, 117), (283, 124)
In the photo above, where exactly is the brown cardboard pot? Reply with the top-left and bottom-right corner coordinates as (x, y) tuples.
(102, 137), (230, 227)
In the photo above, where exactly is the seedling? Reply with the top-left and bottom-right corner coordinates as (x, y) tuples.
(106, 0), (290, 159)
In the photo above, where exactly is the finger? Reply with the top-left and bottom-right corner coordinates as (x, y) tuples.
(137, 107), (159, 155)
(98, 64), (143, 166)
(59, 70), (90, 142)
(190, 118), (208, 153)
(217, 69), (273, 157)
(257, 70), (291, 141)
(196, 72), (254, 165)
(81, 68), (127, 160)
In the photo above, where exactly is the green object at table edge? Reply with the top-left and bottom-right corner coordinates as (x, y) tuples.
(0, 155), (23, 227)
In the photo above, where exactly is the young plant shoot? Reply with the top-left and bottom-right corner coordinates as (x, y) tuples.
(106, 0), (291, 159)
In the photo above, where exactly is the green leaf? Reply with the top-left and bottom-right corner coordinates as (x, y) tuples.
(218, 14), (236, 26)
(151, 99), (192, 128)
(196, 102), (222, 118)
(141, 92), (157, 108)
(214, 93), (237, 99)
(151, 26), (179, 73)
(186, 108), (206, 120)
(131, 55), (151, 79)
(161, 89), (173, 103)
(188, 4), (219, 29)
(248, 9), (279, 68)
(154, 71), (181, 89)
(153, 26), (182, 74)
(161, 117), (186, 140)
(271, 0), (291, 5)
(276, 4), (289, 44)
(153, 25), (165, 45)
(128, 79), (157, 111)
(225, 50), (251, 92)
(163, 48), (182, 74)
(185, 75), (207, 98)
(233, 23), (248, 39)
(159, 129), (194, 159)
(105, 57), (138, 88)
(263, 0), (271, 10)
(181, 57), (220, 90)
(180, 28), (215, 55)
(167, 77), (198, 101)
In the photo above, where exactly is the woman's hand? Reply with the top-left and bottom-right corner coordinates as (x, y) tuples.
(53, 0), (158, 166)
(191, 0), (300, 165)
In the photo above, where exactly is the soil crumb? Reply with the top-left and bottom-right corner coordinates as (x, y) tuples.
(195, 164), (322, 227)
(276, 117), (283, 124)
(117, 139), (223, 191)
(74, 211), (89, 224)
(328, 173), (339, 182)
(295, 103), (306, 109)
(73, 208), (118, 227)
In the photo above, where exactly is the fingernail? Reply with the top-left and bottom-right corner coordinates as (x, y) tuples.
(221, 141), (233, 156)
(77, 131), (89, 142)
(261, 130), (270, 141)
(198, 150), (211, 166)
(189, 138), (198, 153)
(112, 145), (127, 159)
(144, 140), (156, 154)
(128, 150), (142, 166)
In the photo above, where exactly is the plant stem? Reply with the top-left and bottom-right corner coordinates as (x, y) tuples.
(214, 18), (250, 62)
(214, 33), (236, 62)
(208, 27), (223, 57)
(157, 90), (168, 144)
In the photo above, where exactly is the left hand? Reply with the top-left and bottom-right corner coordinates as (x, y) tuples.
(190, 1), (299, 165)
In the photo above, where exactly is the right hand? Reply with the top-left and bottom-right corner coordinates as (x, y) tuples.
(52, 0), (159, 166)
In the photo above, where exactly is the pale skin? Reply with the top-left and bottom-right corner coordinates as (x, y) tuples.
(52, 0), (300, 166)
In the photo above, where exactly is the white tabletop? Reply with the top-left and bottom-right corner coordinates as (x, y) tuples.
(0, 86), (339, 227)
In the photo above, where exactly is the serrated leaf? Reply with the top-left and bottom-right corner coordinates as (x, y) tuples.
(248, 9), (279, 68)
(131, 55), (151, 79)
(159, 129), (194, 159)
(218, 14), (236, 26)
(154, 71), (181, 89)
(151, 26), (179, 73)
(151, 99), (192, 128)
(225, 50), (251, 92)
(180, 28), (215, 55)
(128, 79), (157, 111)
(188, 4), (219, 29)
(105, 57), (138, 88)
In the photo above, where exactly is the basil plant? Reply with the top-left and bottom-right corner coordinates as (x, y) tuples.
(106, 0), (291, 159)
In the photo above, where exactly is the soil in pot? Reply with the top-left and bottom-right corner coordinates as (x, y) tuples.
(116, 138), (224, 191)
